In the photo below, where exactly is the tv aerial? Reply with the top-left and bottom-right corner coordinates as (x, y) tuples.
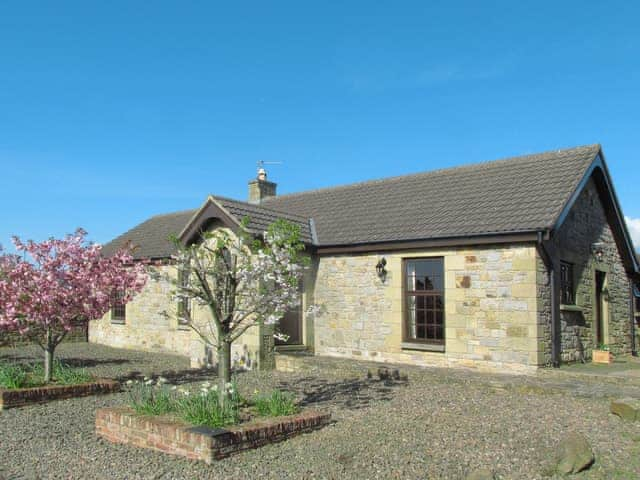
(257, 160), (283, 170)
(256, 160), (283, 177)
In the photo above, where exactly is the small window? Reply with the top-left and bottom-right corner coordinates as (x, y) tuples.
(404, 258), (445, 344)
(177, 265), (191, 326)
(111, 292), (126, 324)
(560, 261), (575, 305)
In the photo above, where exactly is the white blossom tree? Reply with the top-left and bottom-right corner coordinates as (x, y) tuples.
(169, 219), (306, 404)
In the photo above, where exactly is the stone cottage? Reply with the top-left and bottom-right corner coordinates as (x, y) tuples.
(93, 144), (640, 373)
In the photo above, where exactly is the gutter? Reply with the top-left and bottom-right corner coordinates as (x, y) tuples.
(536, 231), (561, 368)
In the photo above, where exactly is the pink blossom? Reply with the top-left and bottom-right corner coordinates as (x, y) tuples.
(0, 228), (147, 336)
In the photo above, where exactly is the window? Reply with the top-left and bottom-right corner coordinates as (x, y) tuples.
(111, 292), (126, 324)
(404, 258), (445, 344)
(560, 261), (575, 305)
(177, 264), (191, 326)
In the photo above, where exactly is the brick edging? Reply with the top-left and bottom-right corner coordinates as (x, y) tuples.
(96, 406), (331, 462)
(0, 379), (120, 409)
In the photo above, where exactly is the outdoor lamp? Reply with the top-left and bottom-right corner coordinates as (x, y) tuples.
(591, 242), (605, 261)
(376, 257), (387, 281)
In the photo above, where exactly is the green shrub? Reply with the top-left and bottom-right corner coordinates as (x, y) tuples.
(126, 380), (299, 427)
(127, 379), (242, 428)
(53, 362), (94, 384)
(252, 390), (298, 417)
(0, 363), (29, 389)
(128, 382), (175, 416)
(0, 360), (94, 389)
(30, 360), (94, 386)
(176, 389), (239, 428)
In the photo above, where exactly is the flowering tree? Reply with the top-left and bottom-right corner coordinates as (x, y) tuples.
(170, 219), (306, 405)
(0, 229), (147, 382)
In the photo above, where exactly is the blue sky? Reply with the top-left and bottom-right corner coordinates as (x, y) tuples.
(1, 1), (639, 251)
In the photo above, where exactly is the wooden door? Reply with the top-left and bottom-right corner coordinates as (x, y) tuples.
(275, 303), (302, 346)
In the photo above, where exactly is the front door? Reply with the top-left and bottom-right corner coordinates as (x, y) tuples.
(275, 303), (303, 346)
(595, 271), (608, 347)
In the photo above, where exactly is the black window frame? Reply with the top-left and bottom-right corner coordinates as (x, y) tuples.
(111, 292), (126, 324)
(560, 261), (575, 305)
(403, 257), (445, 345)
(177, 263), (191, 327)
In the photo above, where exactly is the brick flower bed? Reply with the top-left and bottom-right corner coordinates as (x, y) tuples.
(0, 379), (120, 409)
(96, 406), (332, 462)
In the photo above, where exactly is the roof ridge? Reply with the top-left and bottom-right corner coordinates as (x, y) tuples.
(263, 144), (601, 202)
(147, 208), (197, 220)
(211, 194), (310, 221)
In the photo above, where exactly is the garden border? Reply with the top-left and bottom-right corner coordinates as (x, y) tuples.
(0, 379), (120, 409)
(95, 406), (331, 462)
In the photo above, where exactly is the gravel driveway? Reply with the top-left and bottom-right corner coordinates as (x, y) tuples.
(1, 343), (640, 479)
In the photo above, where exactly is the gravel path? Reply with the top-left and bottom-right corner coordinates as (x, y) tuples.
(1, 344), (640, 479)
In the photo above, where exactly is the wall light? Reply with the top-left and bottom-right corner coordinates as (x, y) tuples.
(591, 242), (606, 261)
(376, 257), (387, 281)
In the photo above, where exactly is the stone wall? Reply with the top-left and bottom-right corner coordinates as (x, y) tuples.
(536, 253), (553, 366)
(89, 264), (261, 370)
(311, 245), (540, 374)
(0, 323), (88, 347)
(553, 178), (633, 361)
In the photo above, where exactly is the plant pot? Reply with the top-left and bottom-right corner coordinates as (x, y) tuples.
(592, 349), (613, 364)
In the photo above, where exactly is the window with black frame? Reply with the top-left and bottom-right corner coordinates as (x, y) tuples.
(560, 261), (575, 305)
(177, 264), (191, 327)
(111, 291), (126, 324)
(404, 258), (444, 344)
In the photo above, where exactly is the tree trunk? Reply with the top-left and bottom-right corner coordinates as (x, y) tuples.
(217, 340), (232, 406)
(44, 327), (55, 383)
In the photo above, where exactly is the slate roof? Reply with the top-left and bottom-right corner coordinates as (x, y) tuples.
(101, 209), (196, 259)
(102, 144), (602, 259)
(101, 197), (313, 259)
(262, 144), (600, 245)
(209, 196), (314, 244)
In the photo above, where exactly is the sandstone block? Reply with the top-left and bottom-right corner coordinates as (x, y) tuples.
(611, 398), (640, 421)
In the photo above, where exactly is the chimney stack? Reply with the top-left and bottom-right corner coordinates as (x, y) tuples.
(248, 167), (277, 204)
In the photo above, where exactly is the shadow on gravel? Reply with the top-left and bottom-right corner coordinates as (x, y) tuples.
(277, 376), (407, 410)
(116, 367), (220, 384)
(0, 354), (133, 370)
(56, 357), (132, 368)
(0, 353), (35, 363)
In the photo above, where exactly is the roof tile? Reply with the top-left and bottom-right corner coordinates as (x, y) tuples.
(102, 144), (600, 258)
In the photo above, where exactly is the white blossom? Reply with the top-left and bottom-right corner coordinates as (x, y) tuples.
(165, 223), (312, 402)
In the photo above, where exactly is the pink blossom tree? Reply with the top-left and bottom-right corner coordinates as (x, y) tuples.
(0, 229), (147, 382)
(170, 219), (306, 405)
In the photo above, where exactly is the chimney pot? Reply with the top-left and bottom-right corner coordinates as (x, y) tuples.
(248, 168), (277, 204)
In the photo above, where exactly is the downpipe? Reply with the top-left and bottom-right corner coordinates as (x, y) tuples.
(631, 284), (638, 357)
(536, 231), (560, 368)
